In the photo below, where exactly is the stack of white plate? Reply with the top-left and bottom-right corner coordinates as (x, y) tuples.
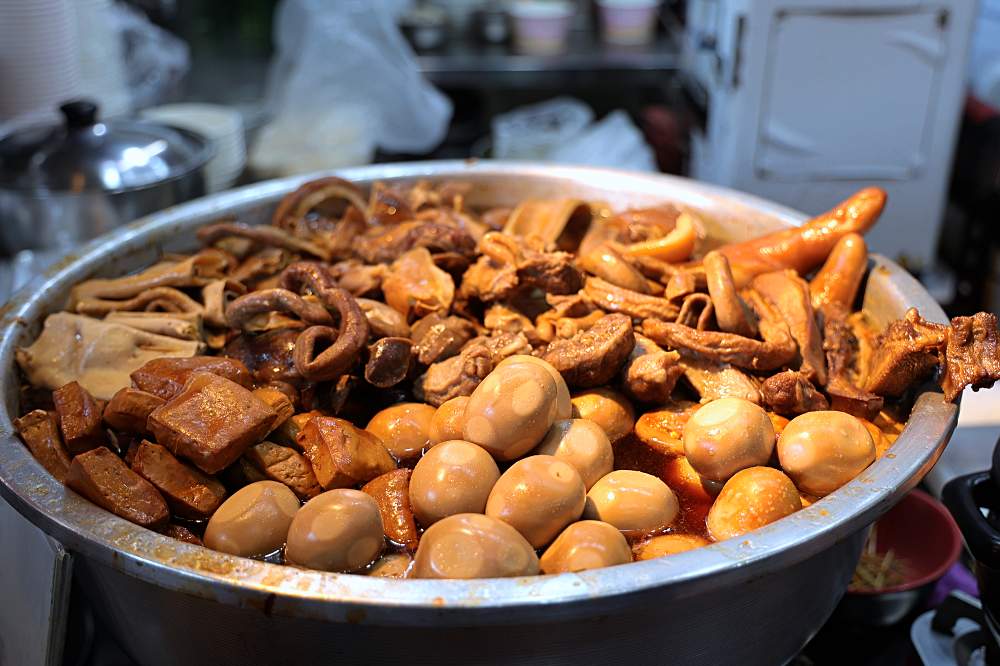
(142, 104), (247, 193)
(73, 0), (131, 118)
(0, 0), (83, 124)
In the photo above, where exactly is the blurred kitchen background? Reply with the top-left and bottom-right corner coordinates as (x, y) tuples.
(2, 0), (1000, 320)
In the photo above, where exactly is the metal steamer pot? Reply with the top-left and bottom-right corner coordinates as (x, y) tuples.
(0, 101), (212, 256)
(0, 163), (958, 665)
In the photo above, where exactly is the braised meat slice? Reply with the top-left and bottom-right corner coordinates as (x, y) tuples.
(761, 371), (829, 416)
(865, 309), (947, 397)
(66, 447), (169, 529)
(826, 377), (884, 420)
(131, 440), (226, 519)
(222, 329), (300, 385)
(131, 356), (252, 401)
(296, 416), (396, 489)
(751, 270), (826, 384)
(414, 344), (492, 406)
(53, 381), (106, 454)
(542, 313), (636, 388)
(147, 373), (277, 474)
(102, 388), (165, 435)
(622, 334), (683, 404)
(678, 357), (762, 404)
(14, 410), (72, 482)
(517, 249), (584, 295)
(459, 232), (584, 302)
(583, 277), (678, 322)
(414, 332), (531, 406)
(245, 441), (321, 500)
(382, 248), (455, 321)
(327, 260), (385, 297)
(940, 312), (1000, 402)
(460, 254), (519, 303)
(361, 469), (419, 550)
(354, 221), (476, 264)
(644, 318), (796, 372)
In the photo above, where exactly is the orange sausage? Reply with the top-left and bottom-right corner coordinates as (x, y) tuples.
(719, 187), (885, 287)
(809, 233), (869, 312)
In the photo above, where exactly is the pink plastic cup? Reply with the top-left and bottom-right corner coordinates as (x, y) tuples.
(509, 1), (575, 55)
(597, 0), (661, 46)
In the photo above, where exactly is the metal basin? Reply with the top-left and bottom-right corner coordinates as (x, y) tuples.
(0, 162), (958, 665)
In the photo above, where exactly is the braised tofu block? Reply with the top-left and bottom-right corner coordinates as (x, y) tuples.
(52, 381), (106, 454)
(66, 447), (169, 529)
(131, 356), (252, 401)
(245, 441), (321, 500)
(296, 416), (396, 490)
(271, 411), (324, 449)
(131, 440), (226, 519)
(362, 469), (418, 550)
(102, 388), (165, 434)
(147, 373), (277, 474)
(162, 523), (204, 546)
(14, 409), (72, 482)
(251, 387), (294, 433)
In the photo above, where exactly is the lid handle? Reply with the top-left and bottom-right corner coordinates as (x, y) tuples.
(59, 100), (99, 129)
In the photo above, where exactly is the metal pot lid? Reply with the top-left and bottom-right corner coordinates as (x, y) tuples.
(0, 100), (213, 194)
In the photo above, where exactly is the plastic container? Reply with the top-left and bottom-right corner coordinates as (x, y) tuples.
(142, 104), (246, 193)
(596, 0), (661, 46)
(509, 0), (575, 55)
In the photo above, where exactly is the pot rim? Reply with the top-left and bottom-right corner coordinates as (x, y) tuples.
(0, 161), (959, 625)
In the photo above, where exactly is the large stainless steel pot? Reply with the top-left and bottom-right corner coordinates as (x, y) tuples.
(0, 162), (958, 665)
(0, 101), (212, 256)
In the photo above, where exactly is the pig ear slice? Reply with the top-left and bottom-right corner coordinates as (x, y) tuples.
(718, 187), (885, 288)
(810, 233), (869, 313)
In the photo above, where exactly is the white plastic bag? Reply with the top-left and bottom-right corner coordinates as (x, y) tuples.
(491, 97), (594, 160)
(112, 3), (190, 111)
(250, 105), (376, 178)
(549, 110), (657, 171)
(491, 98), (657, 171)
(264, 0), (452, 155)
